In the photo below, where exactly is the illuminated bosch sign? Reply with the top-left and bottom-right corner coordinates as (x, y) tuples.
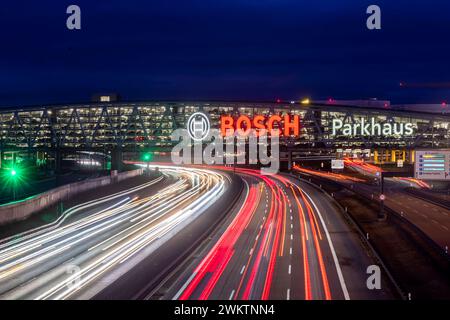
(220, 115), (300, 137)
(331, 117), (414, 137)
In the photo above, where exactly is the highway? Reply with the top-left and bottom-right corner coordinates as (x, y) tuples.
(370, 182), (449, 249)
(162, 167), (394, 300)
(0, 165), (228, 300)
(294, 165), (450, 250)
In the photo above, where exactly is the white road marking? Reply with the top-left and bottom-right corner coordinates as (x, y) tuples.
(303, 190), (350, 300)
(288, 265), (291, 274)
(287, 289), (290, 300)
(229, 290), (235, 300)
(240, 265), (246, 275)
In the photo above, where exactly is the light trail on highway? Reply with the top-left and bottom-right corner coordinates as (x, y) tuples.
(172, 167), (350, 300)
(294, 165), (366, 183)
(0, 165), (227, 300)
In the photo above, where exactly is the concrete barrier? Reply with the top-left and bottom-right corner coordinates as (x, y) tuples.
(0, 169), (143, 226)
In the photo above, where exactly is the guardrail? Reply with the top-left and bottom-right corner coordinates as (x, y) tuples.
(295, 172), (450, 260)
(0, 168), (143, 226)
(287, 172), (406, 300)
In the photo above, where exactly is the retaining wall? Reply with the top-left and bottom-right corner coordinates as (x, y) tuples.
(0, 169), (143, 225)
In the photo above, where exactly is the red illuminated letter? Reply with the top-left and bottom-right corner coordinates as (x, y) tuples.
(221, 116), (234, 136)
(284, 115), (300, 136)
(267, 115), (282, 136)
(236, 115), (252, 136)
(253, 115), (266, 136)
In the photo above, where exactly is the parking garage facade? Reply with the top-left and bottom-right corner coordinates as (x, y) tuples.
(0, 101), (449, 168)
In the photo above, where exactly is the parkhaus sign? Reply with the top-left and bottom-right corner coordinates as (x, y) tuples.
(331, 117), (414, 137)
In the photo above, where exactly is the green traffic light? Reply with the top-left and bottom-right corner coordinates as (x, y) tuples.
(10, 169), (17, 176)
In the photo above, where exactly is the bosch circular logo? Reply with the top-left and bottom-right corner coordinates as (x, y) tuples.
(187, 112), (210, 141)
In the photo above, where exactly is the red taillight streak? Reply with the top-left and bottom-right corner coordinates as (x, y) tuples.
(278, 185), (288, 256)
(234, 188), (271, 299)
(296, 185), (332, 300)
(291, 185), (312, 300)
(179, 185), (259, 300)
(261, 182), (285, 299)
(297, 187), (323, 241)
(244, 188), (261, 230)
(242, 190), (276, 298)
(198, 249), (234, 300)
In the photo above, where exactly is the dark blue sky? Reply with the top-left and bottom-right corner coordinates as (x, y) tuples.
(0, 0), (449, 106)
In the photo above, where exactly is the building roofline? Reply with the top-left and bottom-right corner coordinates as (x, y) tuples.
(0, 99), (449, 120)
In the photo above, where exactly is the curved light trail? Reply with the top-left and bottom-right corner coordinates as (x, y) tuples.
(174, 167), (349, 301)
(0, 165), (227, 300)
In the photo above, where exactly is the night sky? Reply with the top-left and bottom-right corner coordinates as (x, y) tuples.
(0, 0), (449, 107)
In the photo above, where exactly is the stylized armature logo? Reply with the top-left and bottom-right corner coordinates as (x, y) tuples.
(175, 112), (281, 174)
(187, 112), (210, 141)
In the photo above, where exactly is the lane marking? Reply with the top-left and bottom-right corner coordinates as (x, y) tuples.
(229, 289), (235, 300)
(290, 247), (292, 255)
(173, 272), (197, 300)
(287, 289), (290, 300)
(288, 265), (292, 275)
(240, 265), (246, 275)
(172, 178), (251, 300)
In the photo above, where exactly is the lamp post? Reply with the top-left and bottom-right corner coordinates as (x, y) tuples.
(10, 169), (18, 201)
(143, 153), (152, 176)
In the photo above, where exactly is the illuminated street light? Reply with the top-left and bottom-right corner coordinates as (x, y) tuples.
(301, 98), (310, 105)
(143, 153), (152, 162)
(6, 167), (22, 201)
(142, 153), (152, 176)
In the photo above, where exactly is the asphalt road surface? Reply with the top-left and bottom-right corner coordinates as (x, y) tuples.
(162, 167), (394, 300)
(0, 165), (228, 300)
(295, 167), (450, 251)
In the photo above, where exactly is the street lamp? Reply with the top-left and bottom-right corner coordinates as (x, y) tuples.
(9, 168), (19, 201)
(142, 153), (152, 176)
(143, 153), (152, 162)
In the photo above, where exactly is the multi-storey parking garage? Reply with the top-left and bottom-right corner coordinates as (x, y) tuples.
(0, 100), (449, 168)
